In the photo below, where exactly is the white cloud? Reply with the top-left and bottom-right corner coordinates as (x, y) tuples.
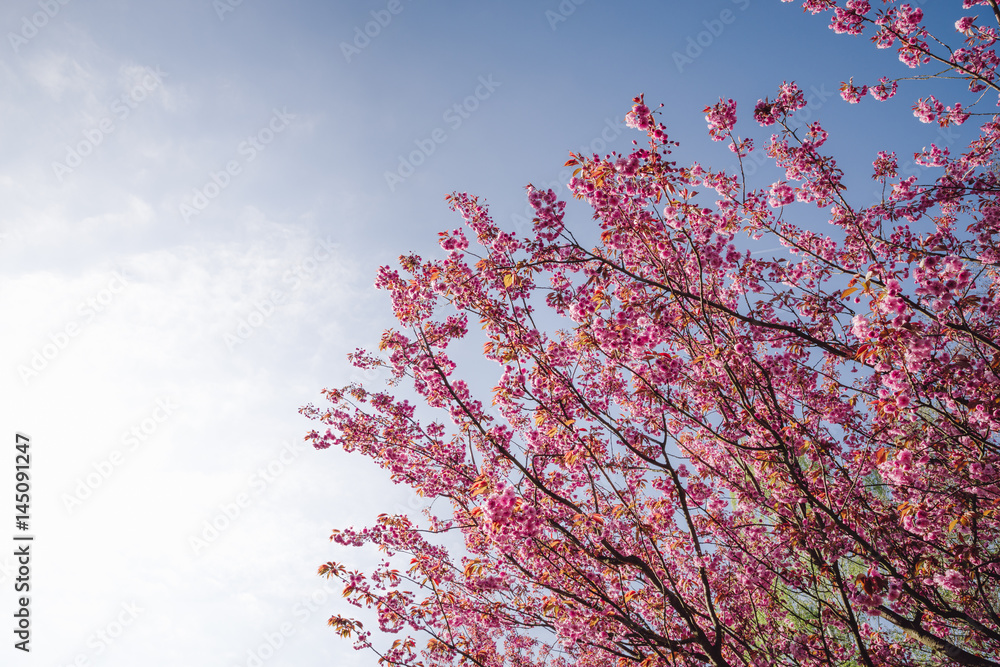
(22, 49), (93, 101)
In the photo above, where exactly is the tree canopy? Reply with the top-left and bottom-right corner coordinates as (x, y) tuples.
(302, 2), (1000, 665)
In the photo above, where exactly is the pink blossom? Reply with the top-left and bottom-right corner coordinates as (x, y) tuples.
(831, 1), (870, 35)
(754, 82), (806, 126)
(840, 78), (868, 103)
(705, 98), (738, 141)
(942, 103), (970, 126)
(439, 228), (469, 252)
(872, 151), (897, 180)
(894, 4), (923, 35)
(851, 314), (875, 340)
(914, 143), (950, 167)
(768, 181), (795, 207)
(887, 579), (903, 602)
(625, 98), (652, 131)
(686, 481), (711, 504)
(870, 76), (898, 101)
(913, 96), (944, 123)
(932, 569), (965, 593)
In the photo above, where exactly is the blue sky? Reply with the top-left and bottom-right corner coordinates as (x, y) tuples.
(0, 0), (968, 665)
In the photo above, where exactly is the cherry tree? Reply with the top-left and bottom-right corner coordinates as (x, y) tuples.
(302, 2), (1000, 665)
